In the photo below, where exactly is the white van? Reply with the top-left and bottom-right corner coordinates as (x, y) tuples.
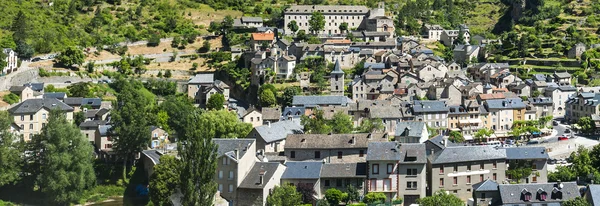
(486, 141), (502, 147)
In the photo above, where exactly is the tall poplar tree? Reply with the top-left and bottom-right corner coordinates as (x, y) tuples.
(0, 111), (24, 187)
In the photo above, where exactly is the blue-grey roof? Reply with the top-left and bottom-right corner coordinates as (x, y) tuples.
(499, 182), (579, 204)
(586, 185), (600, 206)
(320, 163), (367, 178)
(82, 98), (102, 107)
(528, 97), (553, 105)
(98, 125), (112, 136)
(331, 59), (344, 74)
(363, 62), (386, 69)
(395, 121), (425, 137)
(239, 162), (283, 189)
(292, 95), (349, 107)
(430, 146), (506, 164)
(366, 142), (402, 161)
(142, 150), (162, 165)
(412, 100), (449, 113)
(473, 179), (499, 192)
(486, 98), (526, 109)
(188, 73), (214, 84)
(214, 139), (255, 161)
(23, 83), (44, 92)
(8, 98), (74, 114)
(532, 74), (547, 81)
(503, 147), (549, 160)
(282, 107), (305, 117)
(241, 16), (263, 23)
(43, 92), (67, 100)
(546, 85), (577, 92)
(79, 120), (108, 128)
(281, 161), (322, 179)
(254, 120), (303, 143)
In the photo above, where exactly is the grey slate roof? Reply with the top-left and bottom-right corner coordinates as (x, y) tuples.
(486, 98), (526, 109)
(141, 150), (162, 165)
(395, 121), (425, 137)
(8, 98), (74, 114)
(366, 142), (402, 161)
(320, 163), (367, 178)
(254, 120), (303, 143)
(412, 100), (449, 113)
(261, 107), (281, 120)
(79, 120), (108, 128)
(98, 125), (112, 136)
(285, 133), (386, 149)
(43, 92), (67, 100)
(553, 72), (571, 79)
(241, 16), (263, 23)
(239, 162), (283, 189)
(82, 98), (102, 107)
(281, 161), (323, 179)
(364, 62), (386, 69)
(499, 182), (579, 204)
(429, 146), (506, 164)
(23, 83), (44, 92)
(292, 95), (349, 107)
(188, 73), (214, 84)
(503, 147), (549, 160)
(214, 139), (255, 159)
(472, 179), (499, 192)
(285, 5), (369, 14)
(9, 86), (26, 93)
(331, 59), (344, 74)
(587, 185), (600, 206)
(63, 97), (83, 105)
(282, 107), (305, 117)
(400, 143), (427, 164)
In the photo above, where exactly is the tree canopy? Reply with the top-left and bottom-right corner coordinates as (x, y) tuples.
(267, 184), (302, 206)
(0, 111), (24, 187)
(200, 110), (252, 139)
(206, 93), (225, 110)
(57, 46), (85, 68)
(417, 190), (464, 206)
(308, 11), (325, 34)
(150, 155), (180, 206)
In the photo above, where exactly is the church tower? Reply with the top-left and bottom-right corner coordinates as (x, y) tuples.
(330, 59), (345, 96)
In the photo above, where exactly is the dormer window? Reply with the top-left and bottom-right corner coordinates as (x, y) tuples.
(537, 189), (547, 201)
(522, 189), (532, 201)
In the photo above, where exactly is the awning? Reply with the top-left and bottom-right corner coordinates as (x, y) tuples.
(464, 135), (474, 141)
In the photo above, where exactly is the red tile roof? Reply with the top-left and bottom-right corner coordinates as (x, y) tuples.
(252, 33), (274, 41)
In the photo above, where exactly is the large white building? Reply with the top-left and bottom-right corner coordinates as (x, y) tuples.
(283, 2), (394, 37)
(2, 48), (18, 75)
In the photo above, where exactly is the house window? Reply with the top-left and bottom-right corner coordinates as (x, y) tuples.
(315, 151), (321, 158)
(228, 184), (233, 193)
(20, 124), (23, 130)
(250, 117), (253, 122)
(218, 171), (223, 179)
(407, 182), (417, 189)
(325, 180), (330, 186)
(372, 164), (379, 174)
(524, 193), (532, 201)
(29, 124), (33, 130)
(440, 178), (444, 187)
(222, 157), (227, 165)
(467, 164), (471, 171)
(467, 176), (471, 184)
(387, 164), (393, 174)
(533, 176), (537, 182)
(480, 174), (484, 182)
(291, 151), (296, 158)
(453, 165), (458, 172)
(453, 177), (457, 185)
(407, 168), (417, 176)
(532, 163), (537, 170)
(257, 117), (260, 121)
(42, 113), (46, 120)
(229, 171), (234, 179)
(480, 162), (485, 170)
(337, 151), (343, 159)
(440, 166), (444, 174)
(481, 192), (486, 200)
(336, 179), (342, 187)
(30, 115), (33, 120)
(359, 150), (364, 157)
(493, 162), (497, 169)
(105, 144), (112, 148)
(218, 184), (223, 192)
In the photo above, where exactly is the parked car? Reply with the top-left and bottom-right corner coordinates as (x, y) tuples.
(527, 140), (540, 145)
(64, 81), (72, 83)
(505, 139), (515, 145)
(548, 159), (557, 165)
(553, 121), (559, 126)
(564, 129), (571, 133)
(558, 136), (569, 141)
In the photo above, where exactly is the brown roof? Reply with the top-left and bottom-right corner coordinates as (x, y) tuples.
(251, 33), (274, 41)
(261, 107), (281, 120)
(325, 39), (351, 44)
(478, 93), (505, 100)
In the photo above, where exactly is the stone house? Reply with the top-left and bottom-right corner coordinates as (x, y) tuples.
(63, 97), (102, 112)
(214, 139), (257, 204)
(247, 120), (303, 154)
(236, 162), (285, 206)
(552, 71), (572, 85)
(504, 147), (549, 184)
(281, 161), (323, 197)
(394, 121), (428, 143)
(416, 63), (448, 82)
(42, 92), (67, 101)
(187, 73), (230, 107)
(241, 108), (263, 128)
(233, 17), (264, 28)
(496, 182), (579, 205)
(79, 120), (107, 143)
(284, 133), (386, 163)
(412, 100), (449, 130)
(291, 95), (349, 116)
(319, 163), (367, 198)
(95, 124), (113, 154)
(9, 86), (34, 102)
(275, 55), (296, 79)
(565, 92), (600, 122)
(423, 24), (445, 41)
(568, 42), (586, 59)
(9, 98), (74, 141)
(453, 43), (480, 63)
(260, 107), (281, 124)
(583, 184), (600, 206)
(2, 48), (18, 75)
(471, 179), (500, 206)
(484, 98), (526, 136)
(250, 33), (275, 51)
(527, 97), (553, 119)
(544, 85), (576, 117)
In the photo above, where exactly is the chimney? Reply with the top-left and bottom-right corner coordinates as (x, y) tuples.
(234, 149), (239, 160)
(267, 121), (271, 127)
(404, 127), (411, 137)
(259, 166), (266, 185)
(351, 136), (356, 145)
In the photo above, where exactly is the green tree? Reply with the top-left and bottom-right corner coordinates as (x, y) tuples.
(563, 197), (591, 206)
(363, 192), (386, 204)
(570, 146), (597, 178)
(11, 10), (29, 42)
(532, 90), (542, 97)
(148, 33), (161, 47)
(474, 128), (494, 142)
(164, 70), (172, 78)
(345, 184), (360, 203)
(301, 110), (332, 134)
(518, 34), (530, 58)
(149, 155), (180, 206)
(309, 11), (325, 34)
(159, 95), (196, 137)
(330, 112), (353, 134)
(202, 40), (211, 52)
(296, 183), (317, 204)
(548, 165), (576, 182)
(74, 111), (85, 126)
(111, 81), (152, 180)
(287, 20), (299, 34)
(206, 93), (225, 110)
(417, 190), (463, 206)
(200, 110), (252, 139)
(448, 131), (465, 143)
(178, 112), (218, 206)
(34, 110), (96, 205)
(338, 22), (348, 34)
(57, 47), (85, 68)
(68, 82), (91, 97)
(577, 116), (594, 134)
(2, 93), (20, 104)
(281, 86), (301, 107)
(324, 188), (344, 206)
(260, 89), (277, 107)
(297, 30), (308, 41)
(267, 184), (302, 206)
(86, 61), (95, 73)
(0, 51), (6, 70)
(222, 15), (235, 34)
(16, 41), (35, 59)
(506, 161), (533, 183)
(357, 118), (384, 133)
(0, 111), (24, 187)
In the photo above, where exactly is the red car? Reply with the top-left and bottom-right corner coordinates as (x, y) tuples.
(558, 136), (569, 141)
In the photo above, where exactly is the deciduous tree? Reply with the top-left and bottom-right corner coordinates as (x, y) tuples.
(200, 110), (252, 139)
(34, 110), (96, 205)
(562, 197), (591, 206)
(448, 131), (465, 143)
(417, 190), (463, 206)
(260, 89), (277, 107)
(267, 184), (302, 206)
(330, 112), (353, 134)
(309, 11), (325, 34)
(281, 86), (301, 107)
(0, 111), (24, 187)
(206, 93), (225, 110)
(57, 47), (85, 68)
(357, 118), (384, 133)
(287, 20), (299, 34)
(149, 155), (180, 206)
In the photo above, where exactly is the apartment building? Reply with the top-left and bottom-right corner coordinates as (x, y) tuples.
(412, 100), (449, 130)
(394, 121), (428, 143)
(447, 100), (486, 139)
(9, 98), (74, 141)
(2, 48), (18, 75)
(544, 85), (576, 117)
(526, 97), (553, 120)
(427, 146), (507, 201)
(565, 92), (600, 123)
(366, 142), (427, 205)
(247, 120), (303, 153)
(284, 133), (387, 163)
(504, 147), (549, 184)
(484, 98), (526, 137)
(283, 3), (393, 36)
(187, 73), (230, 106)
(214, 139), (259, 204)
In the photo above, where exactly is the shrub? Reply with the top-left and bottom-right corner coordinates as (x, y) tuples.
(363, 192), (386, 204)
(2, 93), (19, 104)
